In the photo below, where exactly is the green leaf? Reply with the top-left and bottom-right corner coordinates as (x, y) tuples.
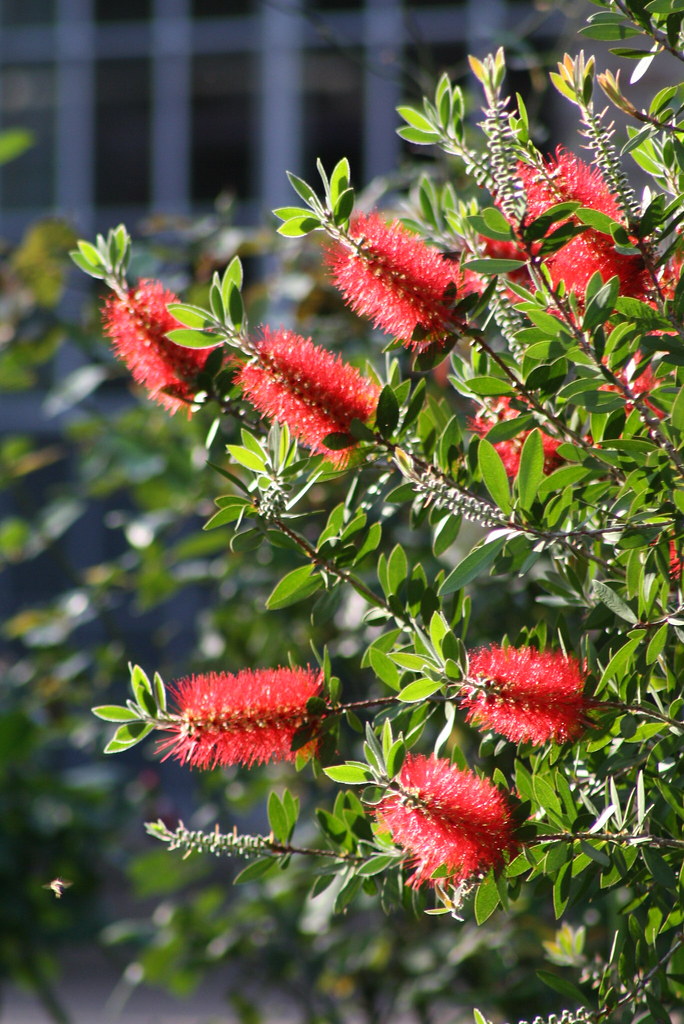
(333, 187), (355, 225)
(357, 854), (398, 877)
(267, 792), (290, 844)
(582, 276), (620, 331)
(92, 705), (141, 723)
(272, 205), (314, 222)
(70, 251), (107, 279)
(671, 383), (684, 435)
(385, 740), (406, 779)
(439, 534), (507, 595)
(152, 672), (167, 713)
(641, 847), (677, 888)
(592, 580), (638, 624)
(166, 328), (216, 349)
(266, 565), (321, 610)
(478, 439), (512, 513)
(166, 304), (215, 330)
(463, 258), (526, 274)
(396, 105), (436, 132)
(286, 171), (317, 204)
(104, 721), (154, 754)
(376, 386), (399, 438)
(386, 544), (408, 597)
(536, 969), (587, 1005)
(234, 858), (279, 884)
(397, 126), (441, 145)
(467, 376), (516, 397)
(277, 216), (322, 237)
(474, 873), (501, 924)
(516, 429), (544, 511)
(323, 764), (374, 785)
(204, 497), (253, 530)
(227, 445), (267, 472)
(397, 678), (442, 703)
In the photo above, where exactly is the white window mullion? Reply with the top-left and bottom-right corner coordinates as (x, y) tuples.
(152, 0), (191, 215)
(258, 0), (303, 215)
(55, 0), (95, 235)
(363, 0), (403, 186)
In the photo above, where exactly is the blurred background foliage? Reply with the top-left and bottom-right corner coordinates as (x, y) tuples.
(0, 8), (614, 1021)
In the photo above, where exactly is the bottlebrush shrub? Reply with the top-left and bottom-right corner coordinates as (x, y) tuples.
(77, 11), (684, 1024)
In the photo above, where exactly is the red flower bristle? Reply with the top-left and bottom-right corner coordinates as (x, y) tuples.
(516, 150), (649, 300)
(463, 645), (591, 745)
(326, 212), (477, 351)
(375, 754), (519, 889)
(669, 540), (683, 581)
(102, 279), (214, 415)
(469, 397), (562, 478)
(236, 326), (380, 466)
(158, 666), (323, 770)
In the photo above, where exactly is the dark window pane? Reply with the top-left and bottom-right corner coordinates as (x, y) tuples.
(309, 0), (362, 9)
(191, 54), (255, 203)
(192, 0), (254, 13)
(403, 42), (467, 101)
(302, 50), (362, 185)
(0, 65), (55, 208)
(95, 59), (150, 205)
(94, 0), (151, 20)
(1, 0), (54, 25)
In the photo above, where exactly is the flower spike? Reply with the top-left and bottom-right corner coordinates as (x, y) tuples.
(463, 645), (591, 745)
(102, 279), (214, 415)
(236, 326), (380, 466)
(375, 754), (520, 889)
(158, 666), (324, 769)
(326, 212), (476, 350)
(517, 150), (649, 300)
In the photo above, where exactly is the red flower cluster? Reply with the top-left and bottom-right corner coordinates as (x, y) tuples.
(236, 327), (380, 466)
(102, 279), (213, 415)
(517, 150), (649, 300)
(159, 666), (323, 769)
(669, 540), (682, 581)
(463, 645), (591, 745)
(375, 755), (519, 888)
(326, 212), (476, 351)
(469, 397), (562, 478)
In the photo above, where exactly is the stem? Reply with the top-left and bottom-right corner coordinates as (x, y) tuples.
(597, 699), (683, 731)
(597, 930), (684, 1020)
(613, 0), (684, 65)
(269, 514), (417, 631)
(531, 831), (684, 850)
(384, 438), (616, 569)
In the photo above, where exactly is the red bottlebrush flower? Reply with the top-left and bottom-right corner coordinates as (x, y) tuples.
(236, 326), (380, 466)
(326, 212), (477, 351)
(517, 150), (649, 300)
(158, 666), (323, 770)
(375, 754), (520, 888)
(103, 280), (214, 415)
(463, 645), (591, 745)
(669, 540), (682, 581)
(469, 397), (563, 478)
